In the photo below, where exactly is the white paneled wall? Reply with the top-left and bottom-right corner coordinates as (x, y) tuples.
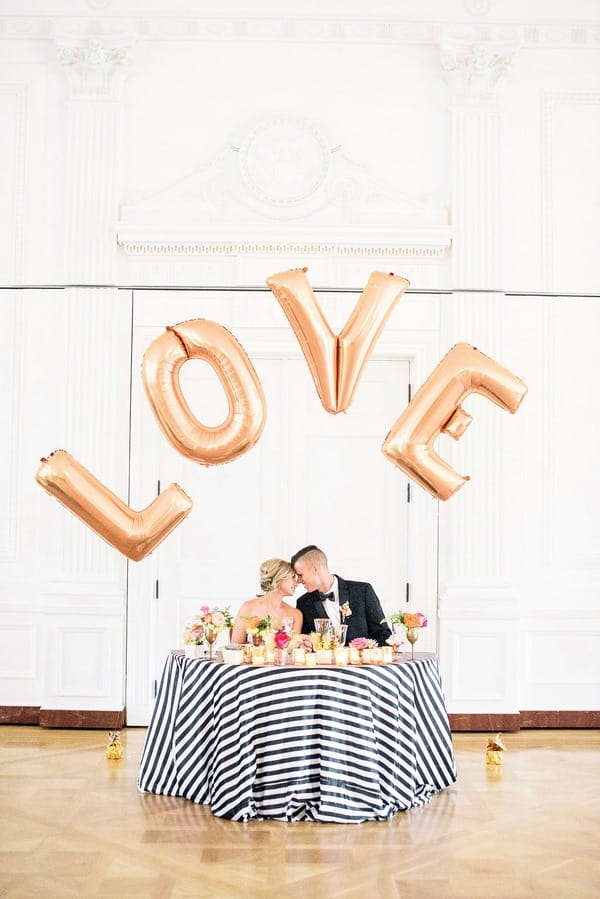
(0, 1), (599, 724)
(0, 290), (131, 716)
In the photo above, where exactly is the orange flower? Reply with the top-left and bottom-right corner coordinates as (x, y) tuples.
(403, 613), (422, 628)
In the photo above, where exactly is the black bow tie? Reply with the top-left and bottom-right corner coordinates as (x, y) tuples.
(319, 592), (335, 602)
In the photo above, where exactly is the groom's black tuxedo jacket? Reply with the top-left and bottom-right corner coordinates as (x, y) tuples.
(296, 576), (391, 646)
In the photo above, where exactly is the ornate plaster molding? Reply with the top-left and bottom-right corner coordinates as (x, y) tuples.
(116, 113), (451, 259)
(440, 33), (518, 99)
(54, 32), (135, 98)
(116, 233), (451, 258)
(235, 116), (331, 208)
(0, 15), (598, 49)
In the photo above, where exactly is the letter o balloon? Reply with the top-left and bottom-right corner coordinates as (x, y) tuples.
(141, 318), (267, 466)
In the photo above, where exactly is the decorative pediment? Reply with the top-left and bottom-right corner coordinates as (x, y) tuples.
(116, 114), (451, 258)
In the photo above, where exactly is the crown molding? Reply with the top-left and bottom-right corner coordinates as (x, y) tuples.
(116, 225), (452, 258)
(0, 16), (599, 49)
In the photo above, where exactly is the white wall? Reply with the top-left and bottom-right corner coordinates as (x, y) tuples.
(1, 0), (599, 722)
(0, 289), (131, 716)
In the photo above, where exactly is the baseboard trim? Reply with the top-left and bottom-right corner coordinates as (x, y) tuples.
(2, 706), (597, 731)
(0, 707), (125, 729)
(449, 710), (600, 731)
(0, 706), (40, 725)
(518, 709), (600, 729)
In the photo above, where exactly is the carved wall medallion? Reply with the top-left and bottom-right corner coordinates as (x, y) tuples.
(237, 116), (331, 206)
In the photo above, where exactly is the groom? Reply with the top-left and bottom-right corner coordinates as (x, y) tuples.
(291, 545), (391, 646)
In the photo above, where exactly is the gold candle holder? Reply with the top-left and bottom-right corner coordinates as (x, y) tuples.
(370, 647), (383, 665)
(251, 645), (266, 666)
(292, 647), (306, 665)
(305, 652), (317, 667)
(361, 648), (372, 664)
(334, 647), (349, 666)
(348, 648), (361, 665)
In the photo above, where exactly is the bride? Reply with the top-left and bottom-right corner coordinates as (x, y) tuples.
(230, 558), (303, 643)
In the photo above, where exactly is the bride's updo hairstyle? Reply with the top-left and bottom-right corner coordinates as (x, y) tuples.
(259, 558), (294, 593)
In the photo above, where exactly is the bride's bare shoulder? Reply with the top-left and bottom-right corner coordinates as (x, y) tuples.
(237, 597), (261, 613)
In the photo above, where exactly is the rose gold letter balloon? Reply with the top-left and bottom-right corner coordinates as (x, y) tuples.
(266, 268), (409, 413)
(141, 319), (266, 465)
(382, 343), (528, 501)
(35, 450), (193, 561)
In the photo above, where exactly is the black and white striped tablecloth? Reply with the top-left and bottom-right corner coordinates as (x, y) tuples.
(138, 652), (457, 823)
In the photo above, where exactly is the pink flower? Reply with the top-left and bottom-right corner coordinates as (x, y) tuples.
(210, 611), (226, 628)
(349, 637), (369, 650)
(386, 633), (404, 647)
(200, 605), (211, 616)
(274, 630), (291, 649)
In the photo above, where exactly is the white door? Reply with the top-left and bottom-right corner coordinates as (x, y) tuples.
(126, 289), (411, 723)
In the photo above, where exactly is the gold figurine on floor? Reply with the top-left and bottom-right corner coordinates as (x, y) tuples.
(486, 732), (507, 765)
(106, 731), (124, 760)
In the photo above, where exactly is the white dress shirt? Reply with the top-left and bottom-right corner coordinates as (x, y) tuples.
(323, 576), (340, 629)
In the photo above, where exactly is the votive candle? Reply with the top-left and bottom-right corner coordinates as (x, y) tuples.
(361, 648), (372, 664)
(348, 648), (361, 664)
(251, 645), (265, 665)
(292, 647), (306, 665)
(381, 645), (394, 664)
(305, 652), (317, 667)
(334, 647), (349, 666)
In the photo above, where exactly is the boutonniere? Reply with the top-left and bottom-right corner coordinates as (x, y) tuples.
(340, 601), (352, 620)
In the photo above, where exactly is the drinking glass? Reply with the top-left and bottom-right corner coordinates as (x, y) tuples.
(281, 616), (294, 635)
(336, 624), (348, 645)
(314, 618), (333, 635)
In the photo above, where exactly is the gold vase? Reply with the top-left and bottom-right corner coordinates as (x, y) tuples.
(406, 627), (418, 661)
(205, 629), (218, 660)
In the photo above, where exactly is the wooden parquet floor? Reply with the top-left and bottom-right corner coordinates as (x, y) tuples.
(0, 726), (599, 899)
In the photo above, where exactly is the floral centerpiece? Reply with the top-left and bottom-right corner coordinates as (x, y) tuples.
(310, 630), (344, 651)
(273, 628), (291, 664)
(182, 617), (205, 646)
(274, 629), (291, 650)
(183, 606), (228, 659)
(382, 610), (428, 630)
(385, 632), (406, 655)
(347, 637), (379, 663)
(348, 637), (378, 650)
(381, 610), (428, 660)
(244, 615), (273, 645)
(222, 605), (235, 636)
(198, 605), (228, 634)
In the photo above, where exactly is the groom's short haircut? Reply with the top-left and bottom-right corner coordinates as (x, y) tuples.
(291, 545), (327, 568)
